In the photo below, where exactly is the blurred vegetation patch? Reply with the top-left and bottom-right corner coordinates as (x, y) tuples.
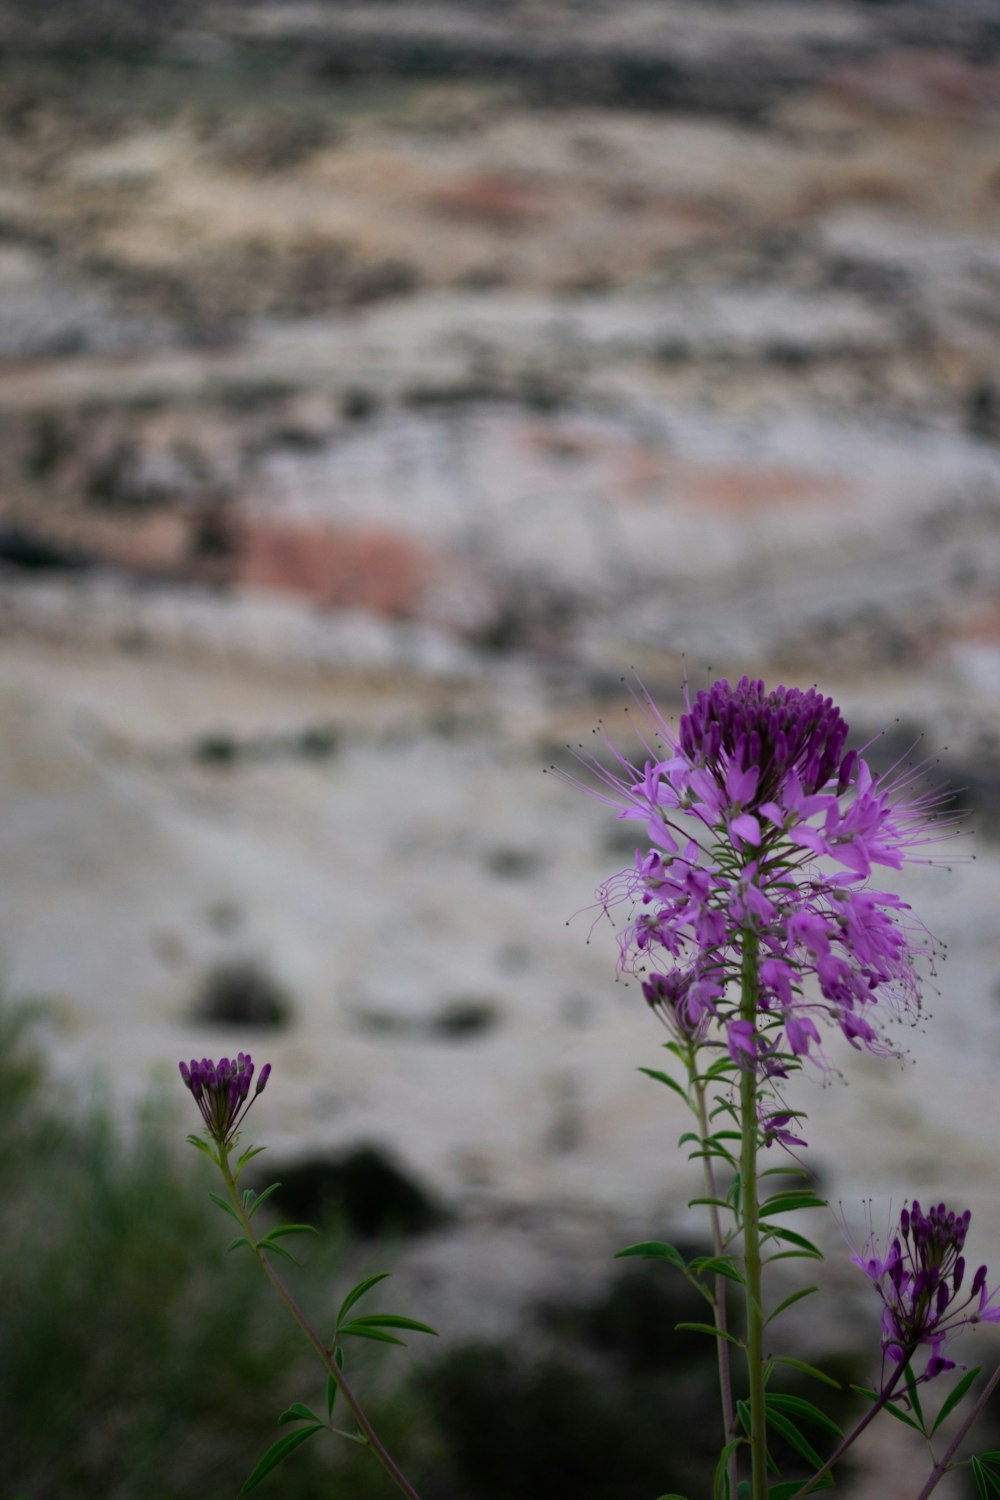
(0, 998), (346, 1499)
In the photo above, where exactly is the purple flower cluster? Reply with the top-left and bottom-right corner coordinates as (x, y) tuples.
(570, 676), (955, 1068)
(179, 1052), (271, 1146)
(852, 1201), (1000, 1381)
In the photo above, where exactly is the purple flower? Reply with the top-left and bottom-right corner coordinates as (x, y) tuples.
(179, 1053), (271, 1147)
(564, 675), (957, 1068)
(851, 1200), (1000, 1382)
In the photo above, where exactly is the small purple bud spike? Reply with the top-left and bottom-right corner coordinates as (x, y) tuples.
(179, 1052), (272, 1147)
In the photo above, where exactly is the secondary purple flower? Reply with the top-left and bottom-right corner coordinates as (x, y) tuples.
(563, 675), (957, 1067)
(851, 1200), (1000, 1382)
(179, 1053), (271, 1147)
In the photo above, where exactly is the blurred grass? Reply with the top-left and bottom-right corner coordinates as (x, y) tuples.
(0, 999), (414, 1499)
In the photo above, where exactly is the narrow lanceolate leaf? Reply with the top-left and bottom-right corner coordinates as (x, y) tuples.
(675, 1322), (745, 1349)
(336, 1322), (407, 1347)
(326, 1372), (338, 1421)
(279, 1402), (322, 1427)
(768, 1478), (832, 1499)
(187, 1133), (216, 1159)
(235, 1142), (267, 1172)
(759, 1225), (823, 1258)
(882, 1400), (925, 1434)
(240, 1425), (325, 1493)
(772, 1356), (841, 1390)
(637, 1066), (688, 1101)
(766, 1410), (825, 1469)
(335, 1272), (392, 1328)
(766, 1393), (842, 1438)
(226, 1235), (253, 1255)
(341, 1313), (438, 1339)
(901, 1362), (926, 1432)
(712, 1438), (742, 1500)
(760, 1193), (827, 1216)
(765, 1286), (819, 1326)
(246, 1181), (283, 1219)
(931, 1366), (982, 1435)
(616, 1241), (686, 1269)
(688, 1255), (745, 1285)
(208, 1190), (241, 1222)
(259, 1239), (300, 1266)
(970, 1455), (1000, 1500)
(261, 1223), (318, 1242)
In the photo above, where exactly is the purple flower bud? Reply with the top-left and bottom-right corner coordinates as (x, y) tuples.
(178, 1051), (272, 1147)
(255, 1062), (271, 1095)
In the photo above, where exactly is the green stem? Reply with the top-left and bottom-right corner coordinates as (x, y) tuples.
(914, 1362), (1000, 1500)
(219, 1149), (424, 1500)
(690, 1060), (739, 1499)
(739, 929), (768, 1500)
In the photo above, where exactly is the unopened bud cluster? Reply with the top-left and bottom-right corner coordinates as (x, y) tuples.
(179, 1053), (271, 1147)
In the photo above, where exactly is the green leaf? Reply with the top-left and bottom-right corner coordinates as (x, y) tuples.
(341, 1320), (434, 1344)
(901, 1362), (926, 1432)
(235, 1143), (266, 1173)
(247, 1181), (283, 1219)
(615, 1241), (686, 1269)
(637, 1067), (688, 1101)
(208, 1190), (240, 1223)
(336, 1322), (407, 1347)
(279, 1402), (322, 1426)
(675, 1322), (746, 1349)
(971, 1456), (990, 1500)
(765, 1286), (819, 1326)
(970, 1456), (1000, 1500)
(226, 1235), (253, 1255)
(689, 1255), (745, 1285)
(260, 1239), (300, 1266)
(759, 1225), (823, 1257)
(882, 1400), (925, 1434)
(772, 1356), (841, 1390)
(326, 1373), (338, 1421)
(688, 1196), (734, 1211)
(712, 1438), (742, 1500)
(240, 1425), (325, 1493)
(768, 1479), (832, 1499)
(335, 1271), (392, 1328)
(187, 1133), (216, 1158)
(678, 1131), (700, 1147)
(760, 1193), (827, 1216)
(766, 1393), (842, 1438)
(766, 1410), (825, 1469)
(932, 1366), (982, 1435)
(261, 1223), (318, 1242)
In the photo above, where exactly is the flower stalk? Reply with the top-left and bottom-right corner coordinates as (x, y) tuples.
(216, 1145), (425, 1500)
(739, 929), (768, 1500)
(689, 1057), (738, 1496)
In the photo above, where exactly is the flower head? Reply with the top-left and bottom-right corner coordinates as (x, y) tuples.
(851, 1200), (1000, 1382)
(564, 675), (957, 1069)
(179, 1053), (271, 1147)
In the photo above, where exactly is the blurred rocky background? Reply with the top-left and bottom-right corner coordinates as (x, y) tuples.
(2, 1), (1000, 1494)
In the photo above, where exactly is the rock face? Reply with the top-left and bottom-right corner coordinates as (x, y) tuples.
(0, 7), (999, 1460)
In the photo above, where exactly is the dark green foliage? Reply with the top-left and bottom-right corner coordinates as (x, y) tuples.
(0, 1002), (341, 1498)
